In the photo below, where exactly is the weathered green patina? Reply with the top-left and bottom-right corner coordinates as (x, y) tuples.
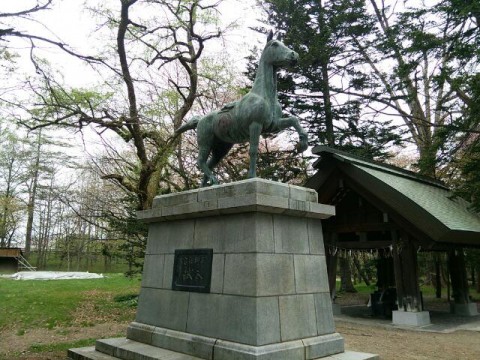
(175, 32), (308, 186)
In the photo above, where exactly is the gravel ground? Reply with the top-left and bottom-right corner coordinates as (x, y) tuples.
(2, 292), (479, 360)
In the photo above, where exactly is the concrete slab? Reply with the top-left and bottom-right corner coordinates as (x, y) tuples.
(392, 310), (431, 326)
(336, 304), (480, 333)
(325, 351), (380, 360)
(452, 302), (479, 316)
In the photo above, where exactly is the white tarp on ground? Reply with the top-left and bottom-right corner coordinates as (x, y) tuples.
(4, 271), (104, 280)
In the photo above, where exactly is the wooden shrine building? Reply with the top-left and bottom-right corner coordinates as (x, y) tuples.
(305, 146), (480, 326)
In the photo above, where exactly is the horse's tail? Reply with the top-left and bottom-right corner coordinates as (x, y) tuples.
(175, 116), (201, 135)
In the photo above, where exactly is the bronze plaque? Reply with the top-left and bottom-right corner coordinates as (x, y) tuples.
(172, 249), (213, 293)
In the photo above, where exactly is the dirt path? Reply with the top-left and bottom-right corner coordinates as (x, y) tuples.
(1, 320), (479, 360)
(337, 321), (480, 360)
(0, 322), (129, 360)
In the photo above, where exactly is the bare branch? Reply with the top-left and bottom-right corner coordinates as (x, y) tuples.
(0, 0), (53, 18)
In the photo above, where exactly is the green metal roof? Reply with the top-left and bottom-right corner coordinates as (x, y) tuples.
(356, 164), (480, 233)
(310, 146), (480, 246)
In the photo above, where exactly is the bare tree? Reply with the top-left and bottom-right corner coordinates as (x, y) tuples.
(12, 0), (225, 211)
(346, 0), (479, 176)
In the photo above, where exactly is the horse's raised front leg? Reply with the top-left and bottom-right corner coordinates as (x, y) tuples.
(248, 122), (263, 178)
(276, 116), (308, 152)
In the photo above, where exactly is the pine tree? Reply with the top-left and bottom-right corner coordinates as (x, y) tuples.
(259, 0), (404, 159)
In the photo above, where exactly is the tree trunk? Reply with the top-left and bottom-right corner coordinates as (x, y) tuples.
(353, 256), (371, 286)
(317, 0), (335, 146)
(339, 256), (357, 293)
(0, 158), (15, 248)
(25, 130), (42, 258)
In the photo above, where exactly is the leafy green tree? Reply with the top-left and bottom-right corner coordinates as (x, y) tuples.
(352, 1), (480, 176)
(258, 0), (404, 160)
(434, 1), (480, 213)
(0, 123), (29, 247)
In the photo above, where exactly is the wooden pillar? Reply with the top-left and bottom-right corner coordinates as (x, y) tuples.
(447, 248), (470, 304)
(392, 231), (423, 312)
(434, 253), (442, 299)
(325, 233), (338, 300)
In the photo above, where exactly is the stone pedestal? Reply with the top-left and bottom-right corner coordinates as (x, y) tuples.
(332, 303), (342, 315)
(392, 310), (431, 327)
(69, 179), (378, 360)
(451, 302), (479, 316)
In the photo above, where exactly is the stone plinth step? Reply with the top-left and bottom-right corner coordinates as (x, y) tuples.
(68, 338), (378, 360)
(67, 346), (118, 360)
(69, 338), (203, 360)
(322, 351), (379, 360)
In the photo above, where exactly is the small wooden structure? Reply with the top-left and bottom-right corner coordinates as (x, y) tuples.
(306, 146), (480, 324)
(0, 248), (36, 273)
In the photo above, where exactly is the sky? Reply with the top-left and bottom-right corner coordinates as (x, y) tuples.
(3, 0), (266, 87)
(1, 0), (269, 160)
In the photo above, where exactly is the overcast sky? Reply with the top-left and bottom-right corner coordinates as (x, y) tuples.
(3, 0), (266, 87)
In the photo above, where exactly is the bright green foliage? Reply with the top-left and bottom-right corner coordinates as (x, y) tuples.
(0, 125), (29, 247)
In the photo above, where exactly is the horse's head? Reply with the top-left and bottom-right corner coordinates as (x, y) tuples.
(263, 32), (299, 68)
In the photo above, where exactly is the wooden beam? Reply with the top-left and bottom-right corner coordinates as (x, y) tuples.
(329, 241), (392, 249)
(324, 222), (399, 233)
(336, 164), (437, 249)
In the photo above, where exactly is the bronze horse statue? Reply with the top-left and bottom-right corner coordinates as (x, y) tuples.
(175, 32), (308, 186)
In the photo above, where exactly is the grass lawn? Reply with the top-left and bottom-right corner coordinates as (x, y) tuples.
(0, 273), (140, 330)
(0, 273), (141, 359)
(2, 276), (478, 359)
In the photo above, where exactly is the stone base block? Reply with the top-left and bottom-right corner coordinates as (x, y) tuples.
(68, 338), (378, 360)
(324, 352), (379, 360)
(68, 338), (202, 360)
(126, 323), (345, 359)
(392, 310), (431, 326)
(332, 303), (342, 315)
(451, 302), (479, 316)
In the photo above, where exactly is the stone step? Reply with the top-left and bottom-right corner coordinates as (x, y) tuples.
(323, 351), (379, 360)
(70, 338), (204, 360)
(68, 338), (378, 360)
(67, 346), (118, 360)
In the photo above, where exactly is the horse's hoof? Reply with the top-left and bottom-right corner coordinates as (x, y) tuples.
(297, 142), (308, 152)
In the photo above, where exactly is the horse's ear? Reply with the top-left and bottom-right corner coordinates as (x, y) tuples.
(267, 30), (273, 43)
